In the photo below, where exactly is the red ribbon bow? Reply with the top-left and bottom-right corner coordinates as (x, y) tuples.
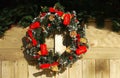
(40, 44), (48, 56)
(63, 14), (71, 26)
(30, 21), (40, 29)
(76, 46), (87, 55)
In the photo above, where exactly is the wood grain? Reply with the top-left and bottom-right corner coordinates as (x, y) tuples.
(0, 61), (2, 78)
(28, 65), (42, 78)
(2, 61), (15, 78)
(83, 59), (95, 78)
(110, 60), (120, 78)
(69, 60), (82, 78)
(83, 48), (120, 59)
(95, 59), (110, 78)
(56, 67), (68, 78)
(1, 48), (120, 60)
(0, 48), (24, 60)
(14, 59), (28, 78)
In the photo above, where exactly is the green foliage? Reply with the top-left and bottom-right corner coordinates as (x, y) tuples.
(112, 19), (120, 32)
(54, 2), (65, 11)
(0, 0), (120, 37)
(18, 15), (33, 27)
(0, 4), (39, 37)
(41, 6), (49, 12)
(77, 11), (90, 24)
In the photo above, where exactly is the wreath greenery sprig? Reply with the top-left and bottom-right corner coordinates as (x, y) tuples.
(23, 4), (88, 72)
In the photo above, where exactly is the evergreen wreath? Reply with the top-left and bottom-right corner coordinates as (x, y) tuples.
(23, 3), (88, 72)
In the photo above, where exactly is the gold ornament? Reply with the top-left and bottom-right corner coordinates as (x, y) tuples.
(49, 14), (55, 21)
(80, 38), (87, 44)
(41, 26), (47, 32)
(66, 46), (71, 53)
(37, 51), (41, 55)
(51, 65), (59, 72)
(70, 30), (77, 38)
(61, 14), (65, 19)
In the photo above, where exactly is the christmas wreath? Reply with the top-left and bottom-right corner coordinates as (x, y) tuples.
(23, 4), (88, 72)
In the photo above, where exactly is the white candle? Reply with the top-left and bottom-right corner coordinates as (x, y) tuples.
(55, 35), (66, 55)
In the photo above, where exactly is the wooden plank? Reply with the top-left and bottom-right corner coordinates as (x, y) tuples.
(0, 48), (24, 60)
(83, 48), (120, 59)
(95, 59), (110, 78)
(14, 59), (28, 78)
(83, 59), (95, 78)
(2, 61), (15, 78)
(110, 60), (120, 78)
(28, 65), (42, 78)
(1, 48), (120, 60)
(69, 60), (82, 78)
(0, 48), (120, 60)
(0, 61), (2, 78)
(28, 64), (54, 78)
(56, 67), (68, 78)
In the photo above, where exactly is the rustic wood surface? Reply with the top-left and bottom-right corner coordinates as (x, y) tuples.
(0, 47), (120, 78)
(0, 48), (120, 60)
(0, 58), (120, 78)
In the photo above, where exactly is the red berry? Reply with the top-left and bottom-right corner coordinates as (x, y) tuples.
(48, 23), (51, 27)
(69, 56), (73, 60)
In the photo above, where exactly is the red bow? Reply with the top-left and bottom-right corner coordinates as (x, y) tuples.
(39, 64), (51, 69)
(31, 38), (37, 46)
(76, 46), (87, 55)
(49, 7), (56, 13)
(40, 44), (48, 56)
(30, 21), (40, 29)
(56, 10), (63, 16)
(63, 14), (71, 26)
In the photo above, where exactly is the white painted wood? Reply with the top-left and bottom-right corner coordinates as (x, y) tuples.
(0, 61), (1, 78)
(56, 67), (69, 78)
(14, 59), (28, 78)
(28, 65), (41, 78)
(110, 60), (120, 78)
(69, 60), (82, 78)
(1, 48), (120, 60)
(83, 59), (95, 78)
(83, 48), (120, 59)
(2, 61), (15, 78)
(55, 35), (66, 55)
